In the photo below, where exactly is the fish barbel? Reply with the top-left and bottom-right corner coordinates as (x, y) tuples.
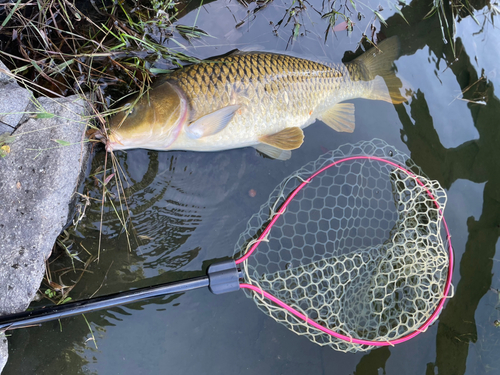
(106, 37), (405, 159)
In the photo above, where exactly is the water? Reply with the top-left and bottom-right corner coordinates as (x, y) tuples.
(4, 0), (500, 374)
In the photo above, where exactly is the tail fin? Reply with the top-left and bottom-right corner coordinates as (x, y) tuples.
(349, 37), (408, 104)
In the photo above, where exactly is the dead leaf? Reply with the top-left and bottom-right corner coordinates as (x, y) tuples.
(0, 145), (10, 157)
(104, 173), (115, 185)
(48, 281), (64, 292)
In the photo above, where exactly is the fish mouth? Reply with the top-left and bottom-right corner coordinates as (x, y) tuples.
(93, 129), (106, 140)
(91, 128), (119, 152)
(105, 133), (124, 152)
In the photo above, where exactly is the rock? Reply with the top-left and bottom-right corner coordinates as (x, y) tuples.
(0, 337), (5, 375)
(0, 94), (90, 373)
(0, 61), (32, 134)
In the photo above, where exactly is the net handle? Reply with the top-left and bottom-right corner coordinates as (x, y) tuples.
(235, 155), (454, 347)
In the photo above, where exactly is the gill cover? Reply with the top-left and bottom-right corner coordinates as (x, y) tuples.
(107, 81), (187, 151)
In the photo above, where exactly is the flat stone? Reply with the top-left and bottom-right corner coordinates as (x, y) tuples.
(0, 94), (90, 372)
(0, 61), (32, 134)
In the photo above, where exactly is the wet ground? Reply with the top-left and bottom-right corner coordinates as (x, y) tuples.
(3, 0), (500, 373)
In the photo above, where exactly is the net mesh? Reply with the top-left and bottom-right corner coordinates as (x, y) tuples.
(234, 139), (449, 353)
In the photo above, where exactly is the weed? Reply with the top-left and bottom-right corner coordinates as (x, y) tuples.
(82, 314), (98, 349)
(36, 226), (104, 314)
(424, 0), (478, 57)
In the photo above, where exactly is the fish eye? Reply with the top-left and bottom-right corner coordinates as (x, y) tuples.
(123, 103), (136, 117)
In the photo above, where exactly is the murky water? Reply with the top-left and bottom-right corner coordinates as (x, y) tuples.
(4, 0), (500, 374)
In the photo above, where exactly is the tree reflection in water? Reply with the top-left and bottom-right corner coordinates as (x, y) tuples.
(353, 1), (500, 374)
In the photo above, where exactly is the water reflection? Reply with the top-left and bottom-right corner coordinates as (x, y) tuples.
(404, 50), (500, 375)
(77, 147), (250, 277)
(380, 3), (500, 374)
(354, 347), (391, 375)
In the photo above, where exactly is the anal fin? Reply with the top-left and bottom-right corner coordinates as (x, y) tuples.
(319, 103), (355, 133)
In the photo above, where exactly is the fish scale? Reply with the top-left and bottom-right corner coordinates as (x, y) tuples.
(167, 53), (351, 149)
(106, 37), (404, 157)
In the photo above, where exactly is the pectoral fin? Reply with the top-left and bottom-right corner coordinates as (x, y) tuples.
(319, 103), (355, 133)
(254, 144), (292, 160)
(258, 127), (304, 150)
(186, 105), (240, 139)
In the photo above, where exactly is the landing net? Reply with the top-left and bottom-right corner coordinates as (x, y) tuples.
(233, 139), (453, 352)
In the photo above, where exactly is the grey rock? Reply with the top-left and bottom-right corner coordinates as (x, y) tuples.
(0, 336), (5, 375)
(0, 61), (17, 84)
(0, 95), (90, 373)
(0, 61), (32, 134)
